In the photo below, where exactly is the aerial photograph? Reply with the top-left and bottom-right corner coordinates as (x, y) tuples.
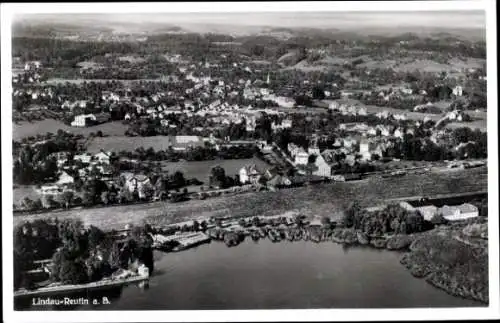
(7, 6), (491, 313)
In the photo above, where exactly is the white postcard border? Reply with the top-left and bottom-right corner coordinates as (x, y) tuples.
(2, 1), (498, 322)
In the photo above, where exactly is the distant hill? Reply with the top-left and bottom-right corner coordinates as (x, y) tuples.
(11, 17), (485, 42)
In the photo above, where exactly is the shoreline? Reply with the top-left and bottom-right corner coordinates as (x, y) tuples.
(156, 219), (488, 305)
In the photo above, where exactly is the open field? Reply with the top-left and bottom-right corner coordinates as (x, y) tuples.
(13, 119), (128, 140)
(160, 157), (271, 183)
(87, 136), (191, 153)
(13, 167), (487, 231)
(363, 104), (444, 121)
(446, 119), (487, 132)
(13, 186), (40, 205)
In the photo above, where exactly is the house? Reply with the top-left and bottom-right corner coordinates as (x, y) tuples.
(359, 140), (371, 160)
(416, 205), (439, 221)
(102, 91), (120, 102)
(168, 136), (205, 151)
(441, 203), (479, 221)
(121, 173), (153, 199)
(239, 164), (262, 184)
(49, 151), (71, 167)
(38, 185), (61, 195)
(345, 154), (356, 166)
(452, 85), (463, 97)
(393, 128), (404, 139)
(376, 111), (390, 119)
(399, 201), (415, 212)
(71, 114), (96, 127)
(357, 107), (368, 116)
(56, 171), (75, 186)
(267, 174), (292, 188)
(73, 153), (92, 164)
(312, 154), (332, 178)
(294, 151), (309, 165)
(332, 173), (362, 182)
(329, 101), (340, 111)
(273, 96), (295, 108)
(393, 113), (407, 121)
(343, 138), (357, 149)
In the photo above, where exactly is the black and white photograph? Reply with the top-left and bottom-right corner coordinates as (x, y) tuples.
(1, 1), (499, 322)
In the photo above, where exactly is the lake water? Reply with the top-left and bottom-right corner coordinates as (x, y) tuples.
(17, 239), (482, 310)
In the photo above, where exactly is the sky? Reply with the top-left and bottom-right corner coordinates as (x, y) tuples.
(15, 11), (485, 30)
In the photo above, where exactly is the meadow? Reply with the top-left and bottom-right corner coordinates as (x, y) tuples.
(13, 119), (128, 140)
(160, 157), (271, 183)
(87, 136), (182, 153)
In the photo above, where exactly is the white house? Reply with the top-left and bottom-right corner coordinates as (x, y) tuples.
(56, 171), (75, 186)
(441, 203), (479, 221)
(239, 164), (262, 184)
(294, 151), (309, 165)
(376, 111), (390, 119)
(38, 185), (61, 195)
(71, 114), (96, 127)
(73, 153), (92, 164)
(312, 154), (332, 178)
(121, 173), (153, 199)
(329, 101), (340, 111)
(453, 85), (463, 97)
(102, 91), (120, 102)
(357, 107), (368, 116)
(416, 205), (439, 221)
(359, 140), (371, 160)
(393, 128), (404, 139)
(94, 151), (112, 164)
(274, 96), (295, 108)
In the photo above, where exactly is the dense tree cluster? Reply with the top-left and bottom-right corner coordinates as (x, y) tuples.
(14, 219), (154, 290)
(342, 202), (428, 236)
(13, 131), (80, 185)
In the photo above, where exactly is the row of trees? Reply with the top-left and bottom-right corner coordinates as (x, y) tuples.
(117, 144), (257, 163)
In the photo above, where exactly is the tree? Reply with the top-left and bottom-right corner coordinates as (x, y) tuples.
(22, 197), (34, 209)
(321, 216), (331, 227)
(192, 220), (200, 231)
(58, 258), (89, 284)
(87, 226), (105, 249)
(343, 201), (361, 228)
(171, 171), (186, 188)
(62, 191), (74, 209)
(210, 165), (227, 189)
(312, 85), (326, 100)
(200, 220), (208, 231)
(430, 213), (448, 226)
(142, 185), (155, 201)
